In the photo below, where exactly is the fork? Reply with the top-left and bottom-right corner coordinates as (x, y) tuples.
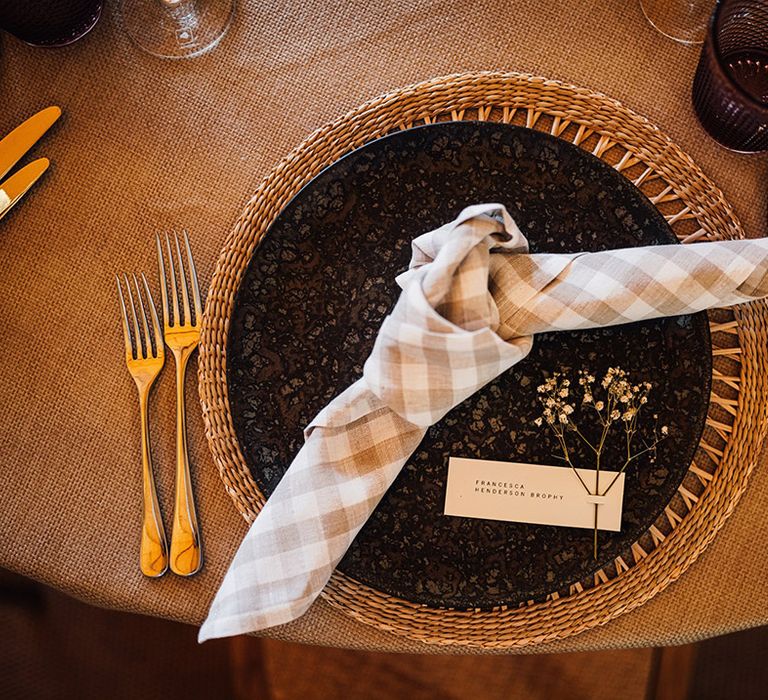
(116, 273), (169, 578)
(157, 230), (203, 576)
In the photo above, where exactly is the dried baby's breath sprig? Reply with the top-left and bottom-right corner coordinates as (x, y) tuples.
(534, 367), (668, 560)
(534, 373), (591, 494)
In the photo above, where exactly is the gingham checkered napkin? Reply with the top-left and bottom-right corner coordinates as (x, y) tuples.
(199, 203), (768, 642)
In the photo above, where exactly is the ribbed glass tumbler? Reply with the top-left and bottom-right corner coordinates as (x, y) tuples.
(692, 0), (768, 152)
(0, 0), (103, 46)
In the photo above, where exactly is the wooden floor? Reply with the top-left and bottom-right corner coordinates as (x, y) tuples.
(1, 569), (765, 699)
(240, 638), (653, 700)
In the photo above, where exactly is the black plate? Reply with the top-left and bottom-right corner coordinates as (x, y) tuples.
(227, 122), (711, 610)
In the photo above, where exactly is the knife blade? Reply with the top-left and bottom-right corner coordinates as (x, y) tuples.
(0, 106), (61, 183)
(0, 158), (50, 221)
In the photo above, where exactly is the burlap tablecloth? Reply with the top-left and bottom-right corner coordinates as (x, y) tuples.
(0, 0), (766, 654)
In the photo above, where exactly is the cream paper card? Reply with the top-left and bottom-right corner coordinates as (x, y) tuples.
(444, 456), (625, 531)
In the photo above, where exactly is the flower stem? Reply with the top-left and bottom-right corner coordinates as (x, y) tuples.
(593, 504), (598, 560)
(593, 453), (600, 560)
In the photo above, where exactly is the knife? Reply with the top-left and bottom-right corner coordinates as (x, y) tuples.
(0, 159), (50, 221)
(0, 106), (61, 183)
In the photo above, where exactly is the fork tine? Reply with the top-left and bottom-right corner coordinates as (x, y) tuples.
(116, 276), (134, 359)
(183, 230), (203, 323)
(156, 233), (170, 328)
(141, 273), (163, 359)
(173, 231), (192, 326)
(123, 273), (143, 359)
(165, 232), (180, 327)
(133, 274), (152, 359)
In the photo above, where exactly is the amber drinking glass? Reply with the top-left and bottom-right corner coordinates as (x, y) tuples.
(692, 0), (768, 152)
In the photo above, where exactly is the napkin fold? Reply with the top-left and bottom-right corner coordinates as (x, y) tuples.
(199, 203), (768, 642)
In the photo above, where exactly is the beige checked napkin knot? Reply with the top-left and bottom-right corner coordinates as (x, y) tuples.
(199, 203), (768, 642)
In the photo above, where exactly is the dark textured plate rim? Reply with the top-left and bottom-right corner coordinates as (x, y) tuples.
(226, 121), (713, 610)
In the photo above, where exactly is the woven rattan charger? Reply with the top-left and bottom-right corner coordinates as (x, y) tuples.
(198, 71), (768, 648)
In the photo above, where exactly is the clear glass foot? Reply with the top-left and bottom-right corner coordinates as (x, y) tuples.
(640, 0), (714, 45)
(120, 0), (235, 59)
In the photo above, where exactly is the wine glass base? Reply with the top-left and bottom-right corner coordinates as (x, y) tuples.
(121, 0), (235, 59)
(640, 0), (710, 46)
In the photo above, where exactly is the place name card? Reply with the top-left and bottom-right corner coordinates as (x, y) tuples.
(444, 457), (625, 531)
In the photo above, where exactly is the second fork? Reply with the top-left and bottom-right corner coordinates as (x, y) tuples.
(157, 230), (204, 577)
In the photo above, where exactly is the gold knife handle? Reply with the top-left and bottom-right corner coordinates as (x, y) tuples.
(138, 391), (169, 578)
(0, 106), (60, 183)
(170, 348), (203, 576)
(0, 158), (50, 222)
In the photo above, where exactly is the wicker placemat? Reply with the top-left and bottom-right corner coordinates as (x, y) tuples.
(198, 71), (768, 648)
